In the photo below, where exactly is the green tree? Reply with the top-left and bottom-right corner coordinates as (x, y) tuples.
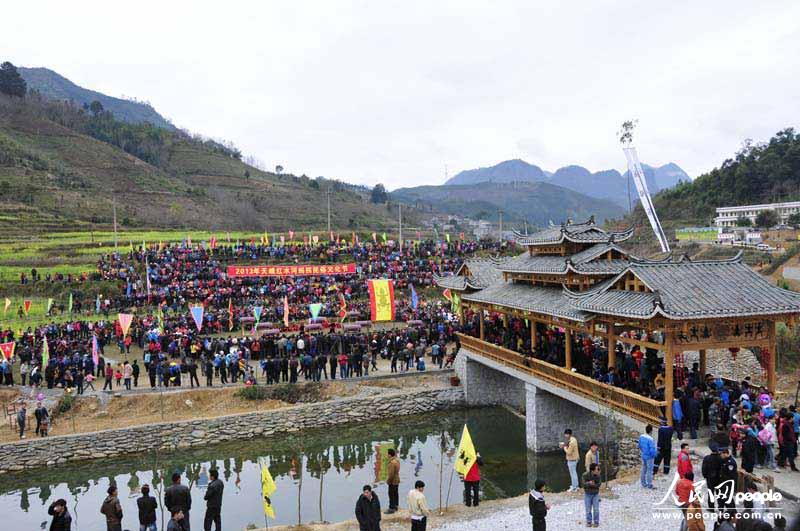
(370, 183), (388, 203)
(755, 209), (779, 228)
(0, 61), (27, 97)
(788, 213), (800, 227)
(735, 216), (752, 227)
(88, 100), (104, 116)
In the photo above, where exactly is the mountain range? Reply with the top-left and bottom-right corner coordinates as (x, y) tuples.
(445, 158), (690, 206)
(19, 67), (176, 130)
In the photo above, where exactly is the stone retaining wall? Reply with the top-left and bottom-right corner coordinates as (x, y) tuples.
(0, 387), (465, 474)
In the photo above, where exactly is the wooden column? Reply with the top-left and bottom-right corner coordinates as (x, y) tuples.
(479, 310), (485, 341)
(607, 323), (616, 369)
(699, 349), (707, 378)
(664, 331), (674, 426)
(502, 312), (509, 328)
(768, 322), (777, 395)
(564, 328), (572, 370)
(530, 320), (537, 353)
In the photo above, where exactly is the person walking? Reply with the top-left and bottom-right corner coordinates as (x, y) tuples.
(100, 485), (124, 531)
(137, 484), (158, 531)
(677, 443), (694, 478)
(529, 479), (550, 531)
(16, 403), (27, 439)
(385, 448), (400, 514)
(561, 429), (580, 491)
(355, 485), (382, 531)
(638, 424), (657, 489)
(165, 472), (192, 530)
(582, 462), (601, 527)
(654, 417), (674, 475)
(463, 452), (483, 506)
(35, 402), (49, 437)
(48, 498), (73, 531)
(407, 480), (431, 531)
(203, 468), (223, 531)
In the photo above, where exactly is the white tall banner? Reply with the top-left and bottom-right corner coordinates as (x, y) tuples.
(623, 146), (670, 253)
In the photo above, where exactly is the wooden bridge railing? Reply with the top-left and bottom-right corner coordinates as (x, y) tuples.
(457, 333), (666, 426)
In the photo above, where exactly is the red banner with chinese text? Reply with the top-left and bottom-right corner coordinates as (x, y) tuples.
(227, 263), (357, 277)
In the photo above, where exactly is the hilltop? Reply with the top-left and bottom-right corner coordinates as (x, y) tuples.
(19, 67), (175, 130)
(0, 91), (418, 234)
(391, 180), (623, 227)
(445, 158), (689, 206)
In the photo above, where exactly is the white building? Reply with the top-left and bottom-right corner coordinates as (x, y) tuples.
(714, 201), (800, 228)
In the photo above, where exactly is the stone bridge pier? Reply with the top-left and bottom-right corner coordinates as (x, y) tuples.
(458, 351), (643, 452)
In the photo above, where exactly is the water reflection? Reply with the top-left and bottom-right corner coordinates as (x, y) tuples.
(2, 407), (581, 530)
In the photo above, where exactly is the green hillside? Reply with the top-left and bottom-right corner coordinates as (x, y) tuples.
(19, 67), (175, 130)
(391, 181), (623, 226)
(0, 92), (419, 235)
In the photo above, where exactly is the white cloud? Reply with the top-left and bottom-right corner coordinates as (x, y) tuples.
(4, 0), (799, 189)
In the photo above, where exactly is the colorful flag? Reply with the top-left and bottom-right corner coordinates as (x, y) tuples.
(309, 303), (322, 320)
(118, 313), (134, 336)
(381, 232), (388, 243)
(23, 299), (32, 315)
(261, 462), (277, 519)
(445, 233), (451, 243)
(145, 255), (152, 295)
(289, 230), (295, 241)
(190, 305), (204, 332)
(46, 298), (54, 313)
(41, 336), (49, 366)
(312, 235), (319, 244)
(228, 299), (234, 331)
(368, 279), (395, 322)
(455, 424), (478, 476)
(253, 306), (263, 325)
(372, 232), (377, 243)
(92, 334), (100, 366)
(3, 298), (10, 314)
(95, 294), (101, 314)
(410, 284), (419, 310)
(67, 293), (73, 314)
(283, 296), (290, 327)
(0, 341), (15, 360)
(442, 288), (452, 302)
(338, 293), (347, 322)
(280, 235), (285, 246)
(210, 235), (217, 249)
(452, 291), (461, 314)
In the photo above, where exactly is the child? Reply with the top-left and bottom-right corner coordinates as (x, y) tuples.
(529, 479), (549, 531)
(114, 367), (123, 387)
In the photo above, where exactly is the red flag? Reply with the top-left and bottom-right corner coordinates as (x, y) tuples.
(0, 341), (14, 360)
(443, 288), (452, 301)
(210, 235), (217, 249)
(338, 293), (347, 322)
(289, 230), (295, 241)
(372, 232), (377, 243)
(330, 231), (334, 242)
(459, 232), (465, 241)
(283, 296), (290, 328)
(23, 299), (32, 314)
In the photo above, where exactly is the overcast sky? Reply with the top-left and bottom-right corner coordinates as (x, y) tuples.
(6, 1), (799, 189)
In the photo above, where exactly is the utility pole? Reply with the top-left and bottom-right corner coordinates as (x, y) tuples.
(398, 203), (403, 250)
(113, 197), (118, 250)
(326, 187), (332, 234)
(498, 209), (503, 241)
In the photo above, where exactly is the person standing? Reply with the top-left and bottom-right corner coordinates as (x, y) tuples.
(167, 510), (186, 531)
(463, 453), (483, 507)
(529, 479), (550, 531)
(561, 429), (579, 491)
(165, 472), (192, 530)
(355, 485), (382, 531)
(701, 447), (722, 516)
(100, 485), (123, 531)
(132, 359), (140, 387)
(654, 417), (674, 475)
(48, 498), (73, 531)
(677, 443), (694, 479)
(717, 447), (738, 518)
(16, 403), (27, 439)
(407, 480), (430, 531)
(582, 463), (601, 527)
(203, 468), (223, 531)
(385, 448), (400, 514)
(34, 402), (49, 437)
(584, 442), (600, 475)
(137, 484), (158, 531)
(638, 424), (657, 489)
(123, 361), (133, 390)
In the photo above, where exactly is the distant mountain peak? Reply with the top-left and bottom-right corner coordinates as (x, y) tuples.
(19, 66), (175, 130)
(445, 159), (546, 185)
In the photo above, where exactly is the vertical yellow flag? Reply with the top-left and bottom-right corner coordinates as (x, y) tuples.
(261, 463), (277, 519)
(455, 424), (477, 476)
(368, 279), (395, 321)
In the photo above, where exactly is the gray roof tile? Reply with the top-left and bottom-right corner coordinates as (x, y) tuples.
(462, 281), (592, 322)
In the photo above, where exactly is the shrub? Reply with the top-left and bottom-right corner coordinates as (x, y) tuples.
(235, 385), (271, 401)
(58, 393), (75, 413)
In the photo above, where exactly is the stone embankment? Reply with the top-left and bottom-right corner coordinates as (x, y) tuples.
(0, 386), (464, 474)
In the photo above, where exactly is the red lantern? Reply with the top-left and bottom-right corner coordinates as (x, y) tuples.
(729, 347), (740, 361)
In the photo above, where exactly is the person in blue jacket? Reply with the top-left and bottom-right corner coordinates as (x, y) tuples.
(638, 424), (657, 489)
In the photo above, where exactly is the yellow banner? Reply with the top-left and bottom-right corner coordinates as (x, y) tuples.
(261, 464), (276, 519)
(455, 424), (477, 476)
(369, 279), (395, 321)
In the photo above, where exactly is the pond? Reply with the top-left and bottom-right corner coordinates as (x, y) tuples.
(1, 407), (588, 530)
